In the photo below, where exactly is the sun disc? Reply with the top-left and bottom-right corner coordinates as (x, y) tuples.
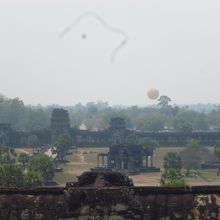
(147, 88), (159, 100)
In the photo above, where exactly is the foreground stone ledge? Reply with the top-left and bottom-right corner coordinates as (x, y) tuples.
(0, 186), (220, 219)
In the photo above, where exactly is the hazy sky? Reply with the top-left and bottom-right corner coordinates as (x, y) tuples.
(1, 0), (220, 106)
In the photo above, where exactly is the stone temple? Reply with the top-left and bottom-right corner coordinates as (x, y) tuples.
(95, 143), (160, 175)
(1, 108), (220, 148)
(50, 108), (70, 142)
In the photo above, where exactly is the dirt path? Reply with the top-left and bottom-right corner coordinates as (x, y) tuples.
(16, 149), (32, 155)
(130, 173), (161, 186)
(79, 153), (85, 163)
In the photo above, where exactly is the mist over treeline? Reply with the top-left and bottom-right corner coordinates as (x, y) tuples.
(1, 94), (220, 132)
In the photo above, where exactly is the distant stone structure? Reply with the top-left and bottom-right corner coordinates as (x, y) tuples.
(50, 108), (70, 142)
(0, 124), (11, 146)
(95, 144), (160, 174)
(109, 117), (127, 144)
(1, 108), (220, 147)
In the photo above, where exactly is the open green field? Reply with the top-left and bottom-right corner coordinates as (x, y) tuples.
(132, 147), (220, 186)
(52, 147), (220, 186)
(16, 147), (220, 186)
(54, 147), (109, 185)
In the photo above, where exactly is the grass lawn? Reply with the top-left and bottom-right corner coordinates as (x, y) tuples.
(54, 147), (109, 186)
(16, 146), (220, 186)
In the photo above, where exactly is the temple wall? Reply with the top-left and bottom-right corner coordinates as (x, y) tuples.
(1, 186), (220, 219)
(2, 122), (220, 147)
(74, 130), (220, 147)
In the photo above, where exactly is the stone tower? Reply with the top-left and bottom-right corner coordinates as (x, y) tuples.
(109, 117), (126, 144)
(50, 108), (70, 142)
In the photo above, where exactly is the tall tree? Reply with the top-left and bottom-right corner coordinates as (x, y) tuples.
(180, 139), (212, 176)
(157, 96), (171, 108)
(0, 164), (25, 187)
(214, 140), (220, 175)
(25, 170), (43, 187)
(28, 154), (55, 185)
(0, 163), (43, 187)
(0, 147), (17, 164)
(55, 133), (72, 162)
(27, 135), (40, 154)
(161, 152), (185, 187)
(18, 153), (30, 168)
(164, 152), (182, 170)
(160, 168), (185, 187)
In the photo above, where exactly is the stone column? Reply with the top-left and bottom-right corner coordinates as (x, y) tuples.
(116, 158), (121, 170)
(102, 156), (104, 168)
(150, 156), (153, 167)
(146, 156), (148, 168)
(97, 155), (99, 168)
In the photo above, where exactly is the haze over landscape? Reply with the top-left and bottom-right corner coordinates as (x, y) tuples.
(1, 0), (220, 106)
(2, 2), (220, 217)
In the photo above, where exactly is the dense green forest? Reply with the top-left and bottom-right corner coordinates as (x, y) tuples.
(1, 95), (220, 132)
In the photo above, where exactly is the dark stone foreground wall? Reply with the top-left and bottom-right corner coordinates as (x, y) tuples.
(1, 186), (220, 220)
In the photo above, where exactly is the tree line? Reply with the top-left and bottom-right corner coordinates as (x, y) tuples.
(1, 94), (220, 132)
